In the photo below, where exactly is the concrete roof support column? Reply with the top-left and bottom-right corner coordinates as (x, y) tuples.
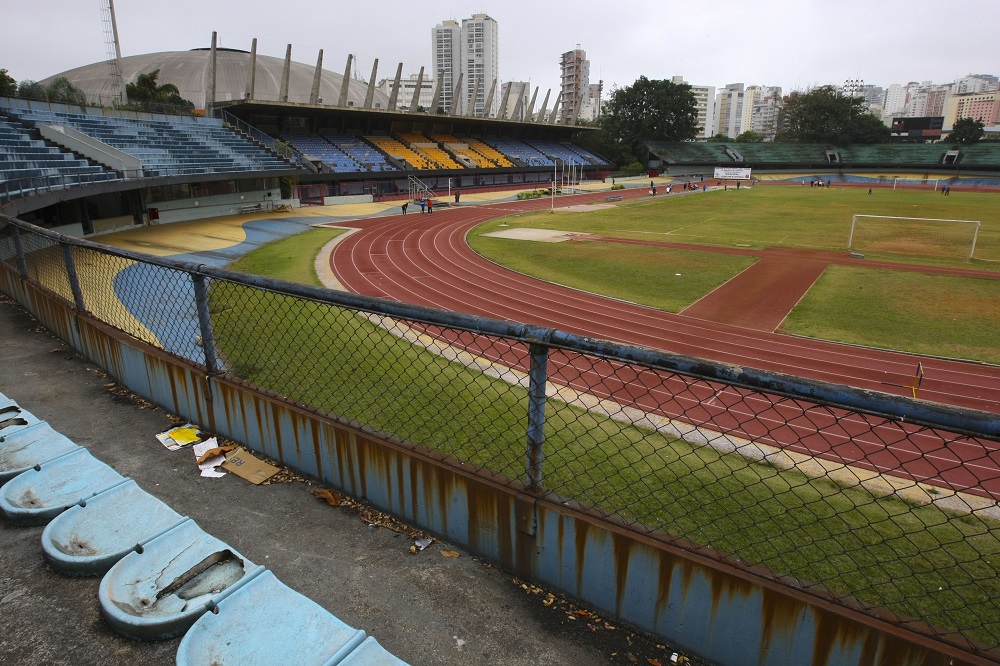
(206, 31), (217, 116)
(498, 83), (512, 120)
(537, 89), (551, 123)
(526, 86), (539, 121)
(279, 44), (292, 102)
(309, 49), (323, 105)
(511, 86), (525, 121)
(448, 73), (464, 115)
(466, 76), (480, 117)
(483, 79), (497, 119)
(429, 72), (444, 114)
(387, 63), (403, 111)
(245, 38), (257, 100)
(338, 54), (353, 107)
(409, 67), (425, 113)
(363, 59), (378, 109)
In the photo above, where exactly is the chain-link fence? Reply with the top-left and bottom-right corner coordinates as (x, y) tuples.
(2, 213), (1000, 658)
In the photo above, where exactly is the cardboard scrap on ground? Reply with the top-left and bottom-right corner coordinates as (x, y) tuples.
(156, 423), (202, 451)
(222, 447), (280, 485)
(192, 438), (236, 478)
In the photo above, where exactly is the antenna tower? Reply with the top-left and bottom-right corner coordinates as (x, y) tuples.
(100, 0), (128, 105)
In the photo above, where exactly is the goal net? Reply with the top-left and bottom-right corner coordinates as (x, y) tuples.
(847, 215), (981, 260)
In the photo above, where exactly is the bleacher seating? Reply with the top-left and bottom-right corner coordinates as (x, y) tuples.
(482, 139), (554, 167)
(365, 135), (435, 170)
(646, 142), (732, 164)
(397, 132), (462, 169)
(282, 134), (360, 172)
(560, 143), (610, 166)
(954, 144), (1000, 167)
(6, 109), (295, 177)
(430, 134), (494, 168)
(463, 138), (515, 167)
(528, 140), (607, 166)
(0, 116), (119, 196)
(320, 133), (397, 172)
(647, 141), (1000, 170)
(726, 144), (828, 164)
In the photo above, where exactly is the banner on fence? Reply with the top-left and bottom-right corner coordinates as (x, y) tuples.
(713, 167), (752, 180)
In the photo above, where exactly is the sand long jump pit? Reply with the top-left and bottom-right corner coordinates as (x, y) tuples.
(481, 227), (596, 242)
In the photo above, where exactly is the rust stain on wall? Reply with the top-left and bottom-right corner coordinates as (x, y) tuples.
(574, 520), (591, 594)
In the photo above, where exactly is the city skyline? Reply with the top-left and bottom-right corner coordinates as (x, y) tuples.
(5, 1), (999, 105)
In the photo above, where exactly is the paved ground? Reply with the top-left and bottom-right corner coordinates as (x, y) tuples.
(0, 294), (705, 665)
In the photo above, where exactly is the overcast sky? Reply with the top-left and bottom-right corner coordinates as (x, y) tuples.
(5, 0), (999, 97)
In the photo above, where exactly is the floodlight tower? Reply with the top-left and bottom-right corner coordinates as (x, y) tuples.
(100, 0), (128, 105)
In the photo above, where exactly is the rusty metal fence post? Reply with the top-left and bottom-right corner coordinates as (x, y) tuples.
(60, 245), (87, 313)
(11, 226), (28, 279)
(525, 341), (549, 491)
(191, 273), (221, 374)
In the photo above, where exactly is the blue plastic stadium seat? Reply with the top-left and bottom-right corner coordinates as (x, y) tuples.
(335, 636), (410, 665)
(175, 570), (372, 666)
(0, 422), (81, 485)
(41, 478), (186, 576)
(0, 447), (127, 525)
(99, 518), (264, 640)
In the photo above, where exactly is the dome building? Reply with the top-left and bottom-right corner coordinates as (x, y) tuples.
(40, 48), (388, 110)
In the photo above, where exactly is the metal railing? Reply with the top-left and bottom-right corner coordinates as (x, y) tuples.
(217, 110), (318, 173)
(2, 212), (999, 659)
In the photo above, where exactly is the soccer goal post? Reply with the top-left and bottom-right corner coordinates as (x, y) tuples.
(847, 215), (981, 260)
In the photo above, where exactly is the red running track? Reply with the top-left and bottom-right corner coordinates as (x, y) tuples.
(326, 187), (1000, 498)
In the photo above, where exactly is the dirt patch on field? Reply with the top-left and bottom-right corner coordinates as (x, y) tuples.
(680, 250), (829, 332)
(481, 228), (594, 243)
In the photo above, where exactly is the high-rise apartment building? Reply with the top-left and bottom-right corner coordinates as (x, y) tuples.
(671, 76), (715, 139)
(432, 20), (462, 113)
(944, 90), (1000, 128)
(716, 83), (748, 138)
(749, 86), (783, 140)
(461, 13), (499, 116)
(559, 47), (590, 122)
(432, 14), (499, 117)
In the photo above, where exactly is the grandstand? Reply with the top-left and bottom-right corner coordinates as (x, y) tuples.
(6, 107), (295, 177)
(648, 139), (1000, 174)
(0, 116), (119, 197)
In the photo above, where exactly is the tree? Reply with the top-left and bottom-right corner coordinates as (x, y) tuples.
(126, 69), (194, 113)
(0, 69), (16, 97)
(948, 117), (985, 144)
(16, 80), (46, 101)
(600, 76), (698, 165)
(735, 130), (765, 143)
(776, 85), (889, 144)
(569, 118), (630, 167)
(44, 77), (87, 105)
(707, 133), (731, 142)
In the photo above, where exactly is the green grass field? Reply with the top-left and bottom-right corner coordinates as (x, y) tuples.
(212, 227), (1000, 648)
(782, 266), (1000, 364)
(470, 237), (755, 312)
(473, 187), (1000, 263)
(469, 187), (1000, 364)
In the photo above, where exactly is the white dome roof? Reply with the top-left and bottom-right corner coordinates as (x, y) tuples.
(42, 49), (388, 109)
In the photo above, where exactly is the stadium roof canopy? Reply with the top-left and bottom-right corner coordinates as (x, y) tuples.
(40, 48), (388, 110)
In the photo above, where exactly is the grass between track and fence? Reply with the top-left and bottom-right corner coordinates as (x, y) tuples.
(212, 227), (1000, 651)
